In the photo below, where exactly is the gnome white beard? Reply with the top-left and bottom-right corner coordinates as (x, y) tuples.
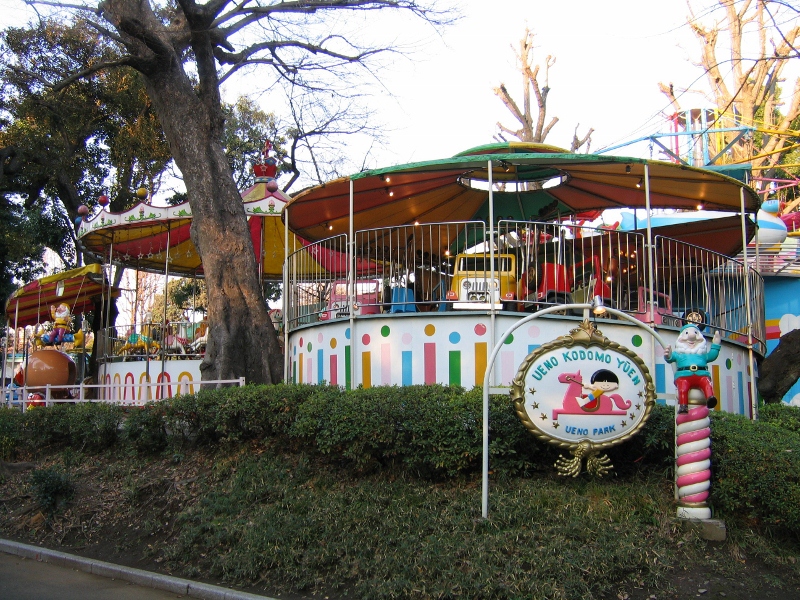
(674, 337), (708, 355)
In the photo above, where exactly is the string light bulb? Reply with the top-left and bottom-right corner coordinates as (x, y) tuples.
(592, 296), (607, 316)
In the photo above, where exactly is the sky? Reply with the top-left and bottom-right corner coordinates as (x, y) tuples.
(4, 1), (795, 185)
(361, 0), (704, 166)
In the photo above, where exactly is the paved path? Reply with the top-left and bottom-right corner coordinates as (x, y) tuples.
(0, 539), (275, 600)
(0, 551), (185, 599)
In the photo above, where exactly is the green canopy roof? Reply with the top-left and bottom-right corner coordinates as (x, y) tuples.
(285, 143), (759, 242)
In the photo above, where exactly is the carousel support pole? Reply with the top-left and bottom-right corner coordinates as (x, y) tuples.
(160, 229), (170, 396)
(740, 188), (758, 420)
(643, 163), (660, 448)
(11, 302), (19, 408)
(283, 205), (290, 383)
(644, 163), (656, 331)
(487, 160), (496, 388)
(21, 327), (28, 413)
(349, 178), (356, 390)
(482, 158), (496, 520)
(1, 314), (8, 392)
(3, 300), (18, 403)
(102, 239), (114, 398)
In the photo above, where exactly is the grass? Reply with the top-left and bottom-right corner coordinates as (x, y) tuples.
(165, 448), (686, 599)
(2, 441), (799, 599)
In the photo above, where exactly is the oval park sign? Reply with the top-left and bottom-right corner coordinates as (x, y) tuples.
(510, 320), (656, 477)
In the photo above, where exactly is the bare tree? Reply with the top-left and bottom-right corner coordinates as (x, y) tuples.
(659, 0), (800, 174)
(16, 0), (448, 386)
(494, 27), (593, 151)
(659, 2), (800, 403)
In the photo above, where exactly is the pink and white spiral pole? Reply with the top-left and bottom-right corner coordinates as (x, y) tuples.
(676, 399), (712, 520)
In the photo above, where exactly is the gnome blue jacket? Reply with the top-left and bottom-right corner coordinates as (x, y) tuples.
(666, 344), (721, 378)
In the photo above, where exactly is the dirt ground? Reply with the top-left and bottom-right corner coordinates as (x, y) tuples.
(1, 453), (798, 600)
(611, 563), (800, 600)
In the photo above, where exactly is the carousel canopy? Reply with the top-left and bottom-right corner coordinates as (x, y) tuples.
(5, 264), (119, 328)
(77, 179), (329, 278)
(284, 143), (761, 243)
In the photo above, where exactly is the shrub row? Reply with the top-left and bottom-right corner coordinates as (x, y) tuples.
(710, 409), (800, 532)
(2, 387), (799, 534)
(0, 384), (672, 477)
(0, 402), (124, 455)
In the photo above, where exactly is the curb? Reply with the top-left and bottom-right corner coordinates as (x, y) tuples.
(0, 539), (277, 600)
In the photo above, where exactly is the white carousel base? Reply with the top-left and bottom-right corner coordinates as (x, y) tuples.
(98, 357), (203, 403)
(288, 312), (757, 416)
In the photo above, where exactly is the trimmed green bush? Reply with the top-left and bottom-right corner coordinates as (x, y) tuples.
(123, 403), (169, 454)
(759, 402), (800, 435)
(22, 402), (123, 453)
(30, 466), (75, 514)
(68, 402), (124, 451)
(160, 383), (320, 446)
(0, 408), (23, 460)
(7, 385), (800, 538)
(710, 411), (800, 534)
(290, 384), (562, 477)
(22, 403), (73, 449)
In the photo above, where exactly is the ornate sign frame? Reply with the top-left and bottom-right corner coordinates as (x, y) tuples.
(510, 320), (656, 477)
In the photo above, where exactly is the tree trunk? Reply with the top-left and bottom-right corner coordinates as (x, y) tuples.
(757, 329), (800, 403)
(140, 66), (282, 385)
(95, 0), (283, 386)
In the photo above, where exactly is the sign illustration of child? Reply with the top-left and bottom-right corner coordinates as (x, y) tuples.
(580, 369), (620, 411)
(664, 324), (720, 414)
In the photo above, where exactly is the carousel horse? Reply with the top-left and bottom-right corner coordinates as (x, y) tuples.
(161, 332), (190, 357)
(189, 320), (208, 354)
(118, 332), (160, 357)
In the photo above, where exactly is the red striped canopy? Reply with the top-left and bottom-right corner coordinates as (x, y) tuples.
(5, 264), (119, 328)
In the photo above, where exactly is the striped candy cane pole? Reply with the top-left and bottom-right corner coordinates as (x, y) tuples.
(676, 399), (712, 520)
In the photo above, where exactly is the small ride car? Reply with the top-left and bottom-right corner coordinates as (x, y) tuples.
(319, 279), (383, 320)
(449, 253), (518, 309)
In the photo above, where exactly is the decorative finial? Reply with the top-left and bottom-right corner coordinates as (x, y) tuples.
(254, 140), (278, 181)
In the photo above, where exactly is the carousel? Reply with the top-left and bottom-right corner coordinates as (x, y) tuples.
(9, 142), (764, 415)
(281, 142), (763, 417)
(3, 264), (119, 405)
(70, 144), (322, 403)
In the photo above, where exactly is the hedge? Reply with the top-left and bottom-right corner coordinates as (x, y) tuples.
(710, 409), (800, 533)
(2, 387), (799, 535)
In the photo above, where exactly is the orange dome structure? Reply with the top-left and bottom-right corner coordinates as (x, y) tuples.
(14, 349), (77, 393)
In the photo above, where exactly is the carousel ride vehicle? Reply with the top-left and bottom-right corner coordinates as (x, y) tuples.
(61, 141), (765, 415)
(3, 264), (117, 407)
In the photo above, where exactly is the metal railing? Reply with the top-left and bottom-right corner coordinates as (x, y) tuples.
(96, 320), (208, 362)
(4, 377), (246, 409)
(284, 219), (766, 352)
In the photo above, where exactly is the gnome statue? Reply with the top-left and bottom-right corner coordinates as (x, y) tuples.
(664, 324), (720, 414)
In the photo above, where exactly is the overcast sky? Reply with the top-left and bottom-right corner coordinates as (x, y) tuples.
(361, 0), (704, 166)
(4, 1), (794, 179)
